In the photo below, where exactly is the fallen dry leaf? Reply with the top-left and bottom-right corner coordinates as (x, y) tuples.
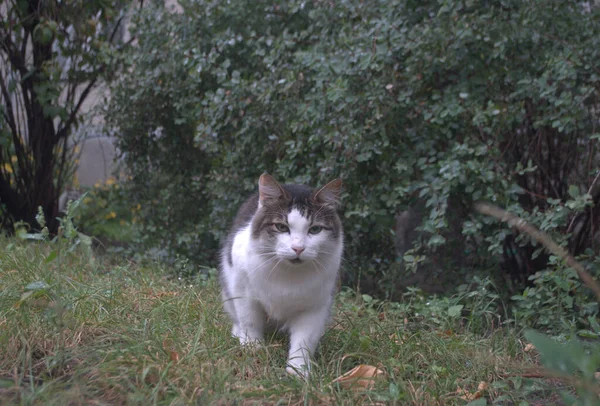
(331, 321), (346, 331)
(524, 343), (535, 352)
(332, 364), (384, 391)
(456, 387), (479, 401)
(169, 350), (180, 362)
(162, 339), (180, 363)
(455, 381), (488, 401)
(389, 333), (404, 345)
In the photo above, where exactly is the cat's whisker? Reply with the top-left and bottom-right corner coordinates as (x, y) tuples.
(313, 258), (326, 275)
(247, 255), (278, 276)
(254, 251), (279, 257)
(267, 258), (284, 281)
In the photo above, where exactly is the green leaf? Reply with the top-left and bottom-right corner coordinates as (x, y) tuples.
(20, 233), (46, 241)
(16, 281), (50, 308)
(25, 281), (50, 291)
(19, 290), (35, 303)
(42, 105), (64, 119)
(559, 391), (578, 405)
(0, 379), (13, 389)
(448, 305), (464, 317)
(77, 232), (92, 247)
(576, 330), (598, 339)
(466, 399), (487, 406)
(428, 235), (446, 247)
(524, 330), (585, 375)
(589, 316), (600, 334)
(45, 250), (58, 263)
(388, 382), (400, 399)
(568, 185), (580, 198)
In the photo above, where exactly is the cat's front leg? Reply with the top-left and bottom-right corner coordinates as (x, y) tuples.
(233, 297), (267, 345)
(285, 308), (329, 378)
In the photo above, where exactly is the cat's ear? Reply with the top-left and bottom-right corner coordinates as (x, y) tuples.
(258, 173), (287, 205)
(313, 178), (342, 207)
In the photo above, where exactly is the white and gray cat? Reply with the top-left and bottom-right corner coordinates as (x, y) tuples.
(220, 174), (343, 377)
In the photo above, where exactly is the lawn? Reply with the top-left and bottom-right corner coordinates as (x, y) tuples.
(0, 239), (566, 405)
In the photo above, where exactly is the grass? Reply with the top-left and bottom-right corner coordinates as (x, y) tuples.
(0, 238), (565, 405)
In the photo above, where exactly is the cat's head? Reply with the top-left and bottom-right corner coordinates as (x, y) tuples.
(251, 174), (343, 265)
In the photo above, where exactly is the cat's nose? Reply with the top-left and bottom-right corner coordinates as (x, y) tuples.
(292, 246), (305, 256)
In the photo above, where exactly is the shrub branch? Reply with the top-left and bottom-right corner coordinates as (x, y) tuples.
(474, 202), (600, 302)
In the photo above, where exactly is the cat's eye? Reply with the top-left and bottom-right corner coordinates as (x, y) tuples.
(308, 225), (323, 234)
(274, 223), (289, 233)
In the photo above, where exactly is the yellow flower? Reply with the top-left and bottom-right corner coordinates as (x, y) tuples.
(105, 176), (116, 186)
(105, 211), (117, 220)
(3, 163), (13, 174)
(11, 155), (17, 163)
(94, 181), (101, 189)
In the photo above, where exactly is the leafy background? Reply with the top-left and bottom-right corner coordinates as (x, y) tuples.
(106, 0), (600, 333)
(1, 0), (600, 403)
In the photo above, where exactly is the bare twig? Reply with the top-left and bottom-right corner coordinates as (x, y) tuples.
(567, 170), (600, 234)
(56, 11), (127, 139)
(500, 368), (600, 395)
(474, 202), (600, 302)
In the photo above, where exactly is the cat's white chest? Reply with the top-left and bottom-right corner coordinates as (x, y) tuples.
(229, 224), (336, 322)
(249, 264), (330, 322)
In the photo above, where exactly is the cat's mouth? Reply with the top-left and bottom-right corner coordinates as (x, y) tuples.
(289, 258), (303, 264)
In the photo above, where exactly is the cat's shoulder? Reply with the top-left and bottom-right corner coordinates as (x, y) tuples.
(231, 192), (259, 232)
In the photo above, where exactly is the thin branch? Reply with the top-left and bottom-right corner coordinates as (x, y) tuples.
(56, 11), (127, 139)
(0, 69), (19, 136)
(474, 202), (600, 302)
(55, 75), (100, 139)
(109, 14), (126, 43)
(19, 29), (32, 115)
(567, 170), (600, 234)
(500, 367), (600, 395)
(0, 67), (31, 187)
(0, 32), (29, 77)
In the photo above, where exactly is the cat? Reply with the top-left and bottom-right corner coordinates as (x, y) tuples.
(220, 173), (343, 377)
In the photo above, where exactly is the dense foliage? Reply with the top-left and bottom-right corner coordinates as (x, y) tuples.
(108, 0), (600, 331)
(0, 0), (135, 231)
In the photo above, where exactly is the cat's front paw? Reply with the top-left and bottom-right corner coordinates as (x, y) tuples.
(238, 336), (264, 348)
(286, 363), (309, 379)
(232, 326), (264, 347)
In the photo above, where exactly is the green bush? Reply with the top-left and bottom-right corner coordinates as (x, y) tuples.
(75, 177), (136, 244)
(0, 0), (133, 232)
(512, 253), (600, 335)
(107, 0), (599, 327)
